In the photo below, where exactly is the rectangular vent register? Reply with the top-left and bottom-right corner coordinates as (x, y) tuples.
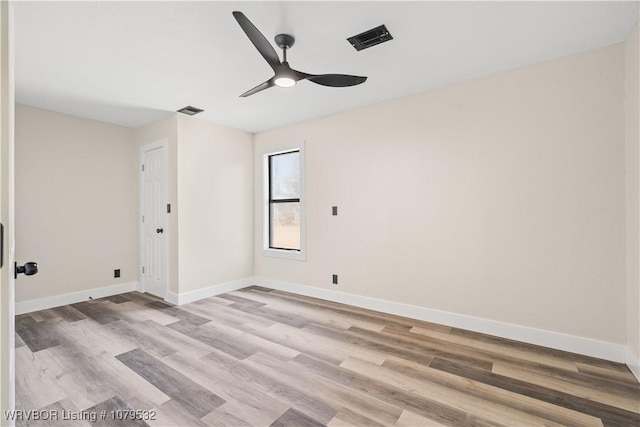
(347, 25), (393, 51)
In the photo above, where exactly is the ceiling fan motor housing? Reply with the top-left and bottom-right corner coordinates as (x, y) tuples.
(275, 34), (295, 50)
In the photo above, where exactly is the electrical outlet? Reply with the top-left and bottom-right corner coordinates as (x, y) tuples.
(332, 274), (338, 285)
(114, 269), (121, 278)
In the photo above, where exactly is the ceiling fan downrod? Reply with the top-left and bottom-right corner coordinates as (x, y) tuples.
(275, 33), (295, 62)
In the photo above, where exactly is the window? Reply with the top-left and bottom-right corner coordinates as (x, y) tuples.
(268, 150), (300, 250)
(263, 144), (305, 260)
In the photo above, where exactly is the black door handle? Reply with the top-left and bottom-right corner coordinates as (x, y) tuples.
(156, 228), (164, 234)
(15, 262), (38, 279)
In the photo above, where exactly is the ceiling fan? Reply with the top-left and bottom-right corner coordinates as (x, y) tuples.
(233, 11), (367, 97)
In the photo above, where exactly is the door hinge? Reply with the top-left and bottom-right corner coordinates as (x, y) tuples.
(141, 164), (145, 172)
(142, 266), (145, 274)
(142, 215), (145, 223)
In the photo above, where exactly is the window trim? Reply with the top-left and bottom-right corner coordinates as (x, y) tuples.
(262, 143), (306, 261)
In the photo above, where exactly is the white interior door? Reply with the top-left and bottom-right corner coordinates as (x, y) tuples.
(0, 1), (16, 421)
(140, 142), (167, 298)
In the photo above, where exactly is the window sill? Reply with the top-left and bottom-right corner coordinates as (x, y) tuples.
(262, 248), (306, 261)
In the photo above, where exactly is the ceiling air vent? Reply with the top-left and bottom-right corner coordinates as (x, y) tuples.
(177, 105), (204, 116)
(347, 24), (393, 51)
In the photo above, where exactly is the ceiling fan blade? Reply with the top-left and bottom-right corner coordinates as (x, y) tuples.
(306, 74), (367, 87)
(291, 68), (312, 81)
(233, 11), (281, 71)
(240, 78), (275, 97)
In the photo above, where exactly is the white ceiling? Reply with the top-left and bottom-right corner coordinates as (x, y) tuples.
(15, 1), (640, 133)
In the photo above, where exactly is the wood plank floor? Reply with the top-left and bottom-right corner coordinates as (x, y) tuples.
(14, 286), (640, 426)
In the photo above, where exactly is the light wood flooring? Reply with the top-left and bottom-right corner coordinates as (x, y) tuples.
(15, 286), (640, 426)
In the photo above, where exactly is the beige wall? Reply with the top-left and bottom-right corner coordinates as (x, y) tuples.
(625, 23), (640, 359)
(16, 108), (253, 302)
(134, 114), (253, 294)
(134, 114), (179, 293)
(176, 115), (253, 292)
(254, 43), (626, 344)
(15, 105), (138, 301)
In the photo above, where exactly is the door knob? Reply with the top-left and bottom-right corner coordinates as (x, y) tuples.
(15, 262), (38, 279)
(156, 228), (164, 234)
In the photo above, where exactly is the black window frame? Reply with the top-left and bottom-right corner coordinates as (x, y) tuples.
(268, 150), (301, 251)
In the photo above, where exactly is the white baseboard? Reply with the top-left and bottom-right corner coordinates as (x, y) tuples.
(626, 347), (640, 382)
(15, 281), (139, 315)
(253, 277), (628, 364)
(167, 277), (257, 306)
(166, 290), (179, 305)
